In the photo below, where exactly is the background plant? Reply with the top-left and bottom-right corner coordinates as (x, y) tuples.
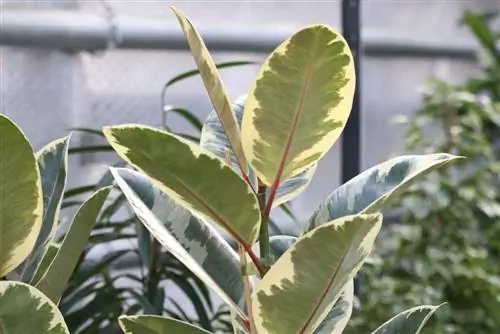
(347, 9), (500, 334)
(0, 113), (112, 334)
(100, 6), (459, 334)
(59, 61), (267, 333)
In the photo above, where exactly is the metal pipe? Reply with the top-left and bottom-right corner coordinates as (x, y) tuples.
(341, 0), (362, 185)
(0, 9), (478, 60)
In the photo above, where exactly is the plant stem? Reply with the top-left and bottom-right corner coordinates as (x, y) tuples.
(258, 183), (271, 270)
(238, 244), (257, 334)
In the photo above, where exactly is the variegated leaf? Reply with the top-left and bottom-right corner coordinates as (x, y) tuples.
(200, 95), (317, 206)
(255, 235), (354, 334)
(119, 315), (211, 334)
(241, 25), (355, 188)
(0, 114), (43, 277)
(0, 281), (69, 333)
(371, 304), (445, 334)
(252, 214), (382, 334)
(22, 135), (71, 282)
(36, 187), (112, 303)
(170, 6), (248, 176)
(306, 154), (460, 232)
(103, 125), (261, 245)
(110, 168), (247, 320)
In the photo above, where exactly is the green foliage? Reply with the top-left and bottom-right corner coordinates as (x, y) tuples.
(105, 6), (458, 334)
(58, 60), (258, 334)
(0, 116), (109, 333)
(347, 9), (500, 334)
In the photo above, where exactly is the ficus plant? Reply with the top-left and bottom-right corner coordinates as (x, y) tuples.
(98, 6), (461, 334)
(0, 114), (112, 333)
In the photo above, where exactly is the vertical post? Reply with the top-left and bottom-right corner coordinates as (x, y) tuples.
(341, 0), (361, 184)
(341, 0), (362, 300)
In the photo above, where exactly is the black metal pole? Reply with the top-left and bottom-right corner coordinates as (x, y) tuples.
(342, 0), (362, 300)
(341, 0), (361, 184)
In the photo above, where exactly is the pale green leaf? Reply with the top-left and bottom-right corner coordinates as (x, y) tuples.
(170, 6), (248, 176)
(30, 243), (61, 286)
(200, 94), (317, 205)
(0, 281), (69, 333)
(35, 187), (112, 303)
(22, 135), (71, 282)
(241, 25), (355, 187)
(110, 168), (247, 320)
(306, 154), (460, 231)
(252, 214), (382, 334)
(103, 124), (261, 245)
(0, 114), (43, 277)
(371, 304), (445, 334)
(118, 315), (211, 334)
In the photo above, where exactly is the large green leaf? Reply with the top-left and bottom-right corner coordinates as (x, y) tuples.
(200, 95), (317, 205)
(241, 25), (355, 188)
(35, 187), (111, 303)
(0, 114), (43, 277)
(118, 315), (211, 334)
(305, 154), (460, 231)
(252, 214), (382, 334)
(103, 125), (261, 245)
(371, 304), (444, 334)
(265, 235), (354, 334)
(110, 168), (248, 320)
(170, 6), (248, 176)
(22, 135), (71, 282)
(0, 281), (69, 333)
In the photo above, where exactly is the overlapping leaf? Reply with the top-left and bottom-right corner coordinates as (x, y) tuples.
(30, 243), (61, 286)
(0, 114), (43, 276)
(306, 154), (460, 231)
(252, 214), (382, 334)
(241, 24), (355, 188)
(313, 280), (354, 334)
(200, 95), (317, 205)
(0, 281), (69, 333)
(36, 187), (112, 303)
(103, 125), (261, 245)
(170, 6), (248, 176)
(371, 304), (444, 334)
(22, 135), (71, 282)
(119, 315), (211, 334)
(110, 168), (247, 320)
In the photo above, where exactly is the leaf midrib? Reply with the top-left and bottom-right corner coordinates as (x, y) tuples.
(152, 165), (253, 246)
(271, 31), (320, 188)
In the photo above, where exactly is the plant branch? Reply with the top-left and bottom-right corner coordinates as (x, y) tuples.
(238, 244), (257, 334)
(262, 179), (279, 220)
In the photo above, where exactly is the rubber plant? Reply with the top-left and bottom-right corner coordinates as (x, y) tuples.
(0, 114), (112, 333)
(102, 7), (460, 334)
